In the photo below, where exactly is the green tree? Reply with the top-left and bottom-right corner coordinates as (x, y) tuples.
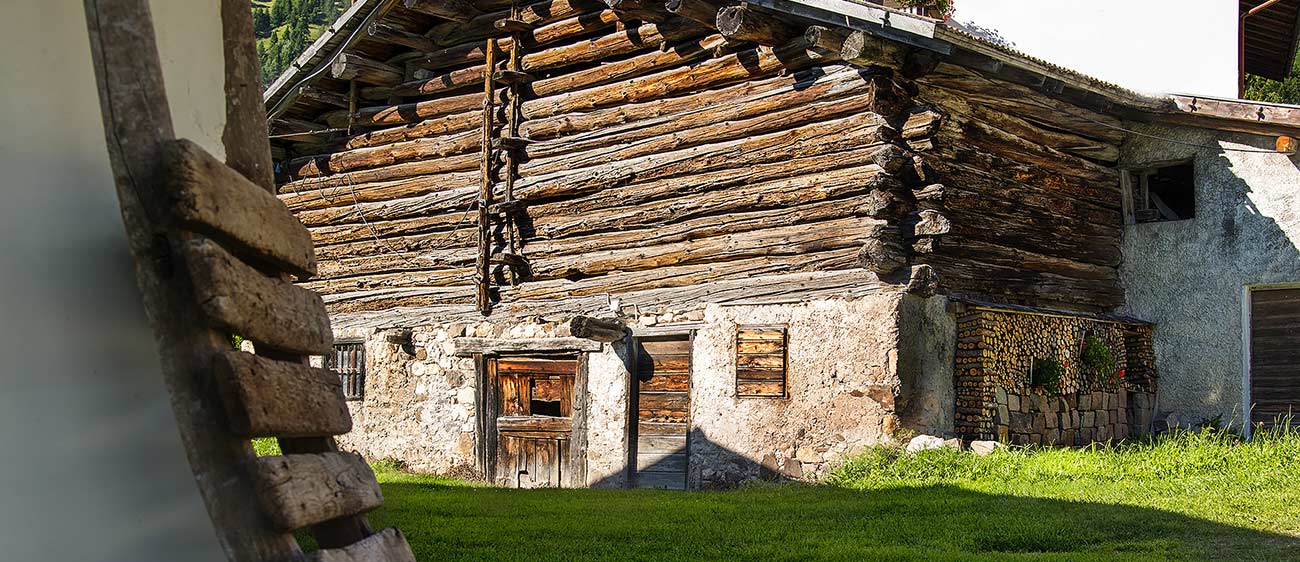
(252, 8), (272, 38)
(1243, 50), (1300, 105)
(269, 0), (290, 27)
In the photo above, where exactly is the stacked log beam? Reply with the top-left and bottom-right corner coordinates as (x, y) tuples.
(272, 2), (1131, 317)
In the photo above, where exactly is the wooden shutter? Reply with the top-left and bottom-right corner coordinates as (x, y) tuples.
(736, 326), (788, 398)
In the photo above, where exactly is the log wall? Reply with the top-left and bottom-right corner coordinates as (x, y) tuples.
(271, 0), (1134, 322)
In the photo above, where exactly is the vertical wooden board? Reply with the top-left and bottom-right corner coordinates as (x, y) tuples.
(559, 375), (574, 416)
(498, 374), (526, 416)
(1250, 288), (1300, 426)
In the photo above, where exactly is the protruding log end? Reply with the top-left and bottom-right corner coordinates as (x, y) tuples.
(404, 0), (479, 23)
(870, 144), (912, 175)
(858, 224), (909, 276)
(666, 0), (722, 28)
(841, 30), (908, 70)
(804, 25), (850, 55)
(716, 5), (800, 45)
(570, 315), (628, 343)
(906, 264), (940, 298)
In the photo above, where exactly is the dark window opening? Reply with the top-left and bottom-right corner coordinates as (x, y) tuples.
(528, 376), (568, 417)
(327, 342), (365, 401)
(1128, 162), (1195, 223)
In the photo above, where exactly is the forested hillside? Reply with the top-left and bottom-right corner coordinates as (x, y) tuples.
(253, 0), (344, 86)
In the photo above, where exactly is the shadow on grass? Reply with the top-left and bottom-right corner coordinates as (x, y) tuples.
(366, 478), (1299, 562)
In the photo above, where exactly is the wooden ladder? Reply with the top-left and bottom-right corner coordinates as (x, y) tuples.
(86, 1), (413, 560)
(476, 2), (535, 315)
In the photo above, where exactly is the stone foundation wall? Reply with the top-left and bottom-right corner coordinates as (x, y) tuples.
(955, 307), (1157, 444)
(328, 291), (955, 488)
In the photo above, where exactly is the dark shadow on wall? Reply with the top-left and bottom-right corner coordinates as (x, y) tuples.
(369, 478), (1300, 561)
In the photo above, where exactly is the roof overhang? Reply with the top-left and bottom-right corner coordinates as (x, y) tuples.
(1242, 0), (1300, 82)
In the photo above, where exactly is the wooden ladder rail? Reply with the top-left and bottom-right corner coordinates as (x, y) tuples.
(476, 38), (498, 315)
(86, 1), (412, 560)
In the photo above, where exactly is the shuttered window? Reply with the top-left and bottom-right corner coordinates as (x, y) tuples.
(736, 326), (787, 398)
(328, 342), (366, 401)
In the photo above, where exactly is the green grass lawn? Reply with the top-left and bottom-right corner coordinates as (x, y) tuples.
(353, 428), (1300, 561)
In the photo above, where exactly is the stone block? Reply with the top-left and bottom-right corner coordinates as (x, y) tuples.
(760, 453), (780, 480)
(796, 446), (820, 463)
(1012, 433), (1029, 446)
(1008, 395), (1021, 412)
(1045, 412), (1058, 429)
(1046, 428), (1061, 445)
(782, 458), (803, 479)
(1032, 414), (1046, 434)
(1082, 411), (1095, 427)
(1063, 394), (1077, 409)
(1097, 425), (1110, 442)
(997, 425), (1009, 442)
(1118, 390), (1129, 409)
(1030, 394), (1049, 413)
(1062, 429), (1075, 445)
(1030, 434), (1042, 445)
(970, 441), (1004, 456)
(1071, 410), (1080, 427)
(1079, 394), (1092, 410)
(1109, 410), (1118, 424)
(996, 387), (1008, 406)
(997, 405), (1010, 424)
(1010, 412), (1033, 432)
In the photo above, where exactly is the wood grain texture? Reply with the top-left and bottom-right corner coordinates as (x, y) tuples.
(308, 527), (417, 562)
(184, 238), (333, 355)
(254, 452), (384, 530)
(166, 139), (317, 277)
(454, 337), (603, 355)
(213, 349), (352, 438)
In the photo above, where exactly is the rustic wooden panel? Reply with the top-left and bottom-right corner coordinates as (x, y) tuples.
(636, 353), (690, 374)
(497, 436), (570, 488)
(531, 377), (565, 402)
(166, 139), (317, 277)
(637, 434), (687, 454)
(213, 349), (352, 438)
(307, 527), (417, 562)
(498, 374), (527, 416)
(184, 238), (333, 355)
(735, 326), (786, 397)
(633, 334), (691, 487)
(638, 391), (690, 423)
(640, 339), (692, 355)
(737, 381), (786, 397)
(253, 452), (383, 530)
(1251, 288), (1300, 426)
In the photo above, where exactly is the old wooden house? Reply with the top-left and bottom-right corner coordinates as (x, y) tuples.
(263, 0), (1300, 489)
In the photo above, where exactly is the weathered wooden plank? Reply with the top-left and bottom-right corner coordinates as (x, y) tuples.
(213, 350), (351, 438)
(331, 53), (403, 86)
(167, 139), (316, 277)
(638, 354), (690, 373)
(307, 527), (416, 562)
(737, 329), (785, 340)
(736, 368), (786, 381)
(737, 381), (786, 397)
(497, 416), (572, 433)
(736, 354), (784, 369)
(570, 315), (627, 342)
(184, 238), (333, 355)
(632, 470), (685, 490)
(496, 358), (580, 374)
(638, 421), (688, 436)
(455, 337), (602, 355)
(637, 452), (687, 472)
(637, 433), (687, 454)
(639, 373), (690, 392)
(737, 340), (783, 354)
(404, 0), (479, 21)
(254, 452), (384, 530)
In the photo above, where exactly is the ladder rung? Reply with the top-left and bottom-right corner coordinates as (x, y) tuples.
(490, 252), (529, 267)
(492, 136), (531, 150)
(494, 18), (535, 33)
(488, 200), (525, 215)
(492, 69), (534, 85)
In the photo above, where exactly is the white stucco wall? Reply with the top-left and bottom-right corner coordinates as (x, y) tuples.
(0, 2), (229, 560)
(1119, 123), (1300, 431)
(951, 0), (1238, 98)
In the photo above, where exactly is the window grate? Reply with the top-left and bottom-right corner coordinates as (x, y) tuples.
(328, 342), (366, 401)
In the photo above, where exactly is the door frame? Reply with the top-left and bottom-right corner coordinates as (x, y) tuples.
(1241, 282), (1300, 439)
(628, 330), (695, 489)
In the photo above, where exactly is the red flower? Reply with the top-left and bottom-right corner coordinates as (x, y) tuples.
(1117, 369), (1126, 378)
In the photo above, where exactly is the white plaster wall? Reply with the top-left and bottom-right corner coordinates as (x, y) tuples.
(150, 0), (228, 159)
(0, 2), (228, 560)
(585, 344), (632, 488)
(1119, 123), (1300, 430)
(951, 0), (1238, 97)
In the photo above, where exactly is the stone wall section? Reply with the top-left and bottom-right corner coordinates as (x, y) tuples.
(955, 307), (1157, 445)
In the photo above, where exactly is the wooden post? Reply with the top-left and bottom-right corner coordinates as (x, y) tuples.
(477, 38), (498, 315)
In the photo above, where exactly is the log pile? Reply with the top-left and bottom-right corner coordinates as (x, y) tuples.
(269, 0), (1132, 319)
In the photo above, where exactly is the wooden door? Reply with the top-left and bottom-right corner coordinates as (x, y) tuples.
(1251, 288), (1300, 427)
(632, 336), (691, 490)
(491, 357), (578, 488)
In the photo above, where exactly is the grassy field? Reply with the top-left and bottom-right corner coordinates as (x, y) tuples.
(288, 428), (1300, 561)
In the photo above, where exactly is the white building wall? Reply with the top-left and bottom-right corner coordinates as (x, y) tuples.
(0, 2), (230, 560)
(1119, 123), (1300, 431)
(952, 0), (1239, 98)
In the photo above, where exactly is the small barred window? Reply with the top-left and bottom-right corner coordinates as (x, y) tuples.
(328, 342), (366, 401)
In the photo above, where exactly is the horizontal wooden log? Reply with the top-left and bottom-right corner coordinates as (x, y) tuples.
(804, 25), (850, 56)
(299, 86), (350, 109)
(307, 527), (417, 562)
(184, 238), (333, 355)
(369, 65), (484, 100)
(716, 4), (800, 45)
(530, 34), (728, 98)
(254, 452), (383, 530)
(428, 0), (602, 47)
(522, 17), (707, 73)
(166, 139), (317, 277)
(404, 0), (479, 22)
(841, 29), (908, 70)
(453, 337), (603, 355)
(571, 315), (627, 342)
(665, 0), (722, 27)
(330, 53), (403, 86)
(365, 22), (438, 52)
(213, 349), (352, 438)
